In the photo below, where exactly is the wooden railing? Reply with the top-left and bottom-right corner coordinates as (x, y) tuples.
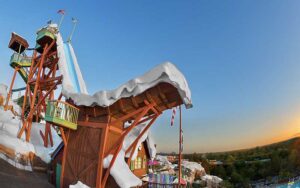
(10, 53), (32, 66)
(45, 100), (79, 130)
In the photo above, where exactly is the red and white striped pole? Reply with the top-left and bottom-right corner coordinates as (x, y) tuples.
(171, 107), (177, 126)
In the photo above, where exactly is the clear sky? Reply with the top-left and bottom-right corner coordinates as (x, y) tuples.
(1, 1), (300, 153)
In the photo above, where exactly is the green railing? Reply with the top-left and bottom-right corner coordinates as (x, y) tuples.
(45, 100), (79, 130)
(36, 28), (56, 46)
(10, 53), (32, 67)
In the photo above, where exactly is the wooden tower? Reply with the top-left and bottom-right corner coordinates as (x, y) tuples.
(15, 26), (63, 146)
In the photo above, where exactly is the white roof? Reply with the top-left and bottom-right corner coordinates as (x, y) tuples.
(62, 62), (192, 109)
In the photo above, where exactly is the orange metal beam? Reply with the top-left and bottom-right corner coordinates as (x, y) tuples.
(4, 67), (19, 110)
(96, 120), (110, 188)
(126, 114), (159, 165)
(101, 102), (154, 188)
(59, 127), (67, 146)
(77, 121), (107, 129)
(26, 43), (50, 141)
(126, 114), (159, 155)
(60, 129), (70, 188)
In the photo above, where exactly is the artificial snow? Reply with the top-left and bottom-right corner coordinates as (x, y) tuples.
(0, 101), (62, 168)
(103, 150), (142, 188)
(0, 84), (7, 97)
(102, 122), (156, 188)
(124, 123), (152, 160)
(69, 181), (90, 188)
(156, 155), (172, 166)
(62, 62), (192, 109)
(56, 31), (88, 95)
(146, 131), (156, 160)
(201, 175), (223, 184)
(182, 160), (205, 174)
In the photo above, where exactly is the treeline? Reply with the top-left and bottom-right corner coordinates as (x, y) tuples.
(183, 137), (300, 187)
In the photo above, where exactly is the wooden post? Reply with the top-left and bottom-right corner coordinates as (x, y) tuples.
(96, 124), (109, 188)
(178, 105), (182, 187)
(60, 129), (70, 188)
(5, 43), (23, 110)
(4, 67), (19, 110)
(101, 102), (155, 188)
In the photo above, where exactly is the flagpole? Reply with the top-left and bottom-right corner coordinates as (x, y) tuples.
(68, 18), (78, 43)
(58, 13), (65, 30)
(178, 105), (182, 187)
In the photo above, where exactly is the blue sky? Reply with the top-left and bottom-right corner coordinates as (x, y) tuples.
(1, 1), (300, 153)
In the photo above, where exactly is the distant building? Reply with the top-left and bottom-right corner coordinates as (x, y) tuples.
(209, 160), (223, 166)
(167, 155), (178, 163)
(245, 158), (271, 164)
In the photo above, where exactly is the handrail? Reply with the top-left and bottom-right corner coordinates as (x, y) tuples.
(45, 100), (79, 128)
(47, 100), (79, 110)
(10, 53), (32, 65)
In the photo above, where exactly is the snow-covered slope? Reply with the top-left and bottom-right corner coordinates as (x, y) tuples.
(0, 93), (62, 171)
(56, 31), (88, 94)
(103, 150), (143, 188)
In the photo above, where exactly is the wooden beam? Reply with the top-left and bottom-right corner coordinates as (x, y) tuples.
(131, 97), (139, 108)
(126, 114), (159, 165)
(126, 114), (159, 155)
(118, 99), (127, 115)
(60, 129), (70, 188)
(101, 102), (154, 188)
(4, 67), (19, 110)
(109, 125), (123, 135)
(78, 121), (107, 129)
(26, 41), (56, 142)
(59, 127), (67, 146)
(157, 85), (171, 109)
(96, 121), (109, 188)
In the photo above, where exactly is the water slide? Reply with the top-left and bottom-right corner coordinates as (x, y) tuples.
(56, 32), (88, 95)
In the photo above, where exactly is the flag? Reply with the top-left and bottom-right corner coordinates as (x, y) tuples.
(57, 9), (65, 15)
(72, 17), (78, 23)
(170, 107), (177, 126)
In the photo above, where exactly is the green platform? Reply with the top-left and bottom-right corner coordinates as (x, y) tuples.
(36, 28), (56, 46)
(45, 101), (79, 130)
(9, 53), (32, 82)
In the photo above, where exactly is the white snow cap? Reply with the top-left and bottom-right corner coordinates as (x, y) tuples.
(62, 62), (192, 109)
(0, 105), (62, 165)
(123, 123), (156, 160)
(0, 84), (8, 97)
(201, 175), (223, 184)
(69, 181), (90, 188)
(103, 150), (142, 188)
(182, 161), (205, 173)
(56, 32), (88, 94)
(156, 155), (172, 166)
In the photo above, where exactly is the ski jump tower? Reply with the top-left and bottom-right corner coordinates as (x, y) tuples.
(6, 25), (78, 147)
(5, 21), (192, 188)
